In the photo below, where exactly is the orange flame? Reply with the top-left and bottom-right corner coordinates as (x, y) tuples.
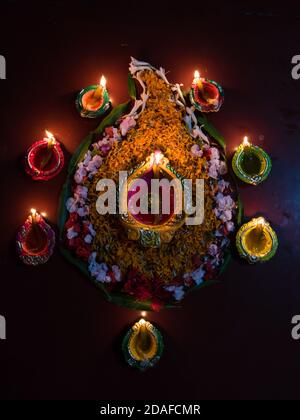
(45, 130), (56, 145)
(154, 150), (163, 165)
(243, 136), (250, 147)
(194, 70), (200, 80)
(100, 75), (106, 88)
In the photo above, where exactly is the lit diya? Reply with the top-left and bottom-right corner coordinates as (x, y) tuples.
(232, 136), (272, 185)
(16, 209), (55, 265)
(122, 317), (164, 371)
(118, 151), (186, 248)
(76, 75), (111, 118)
(190, 70), (224, 113)
(236, 217), (278, 263)
(25, 130), (64, 181)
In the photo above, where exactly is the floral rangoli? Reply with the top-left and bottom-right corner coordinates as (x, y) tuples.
(58, 58), (241, 311)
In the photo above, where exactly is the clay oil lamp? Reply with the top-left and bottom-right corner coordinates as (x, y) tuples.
(118, 151), (186, 248)
(16, 209), (55, 265)
(232, 136), (272, 185)
(236, 216), (278, 263)
(190, 70), (224, 113)
(25, 130), (64, 181)
(122, 317), (164, 371)
(76, 75), (111, 118)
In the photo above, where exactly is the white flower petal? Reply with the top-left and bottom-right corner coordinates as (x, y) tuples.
(67, 227), (78, 239)
(191, 266), (205, 285)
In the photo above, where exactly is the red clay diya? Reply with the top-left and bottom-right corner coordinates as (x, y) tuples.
(16, 209), (55, 265)
(25, 130), (64, 181)
(190, 70), (224, 113)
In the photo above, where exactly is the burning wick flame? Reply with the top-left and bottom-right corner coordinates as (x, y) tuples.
(141, 311), (147, 318)
(154, 150), (163, 165)
(100, 75), (106, 88)
(256, 217), (266, 228)
(243, 136), (250, 147)
(30, 208), (46, 222)
(30, 208), (38, 223)
(149, 151), (163, 167)
(194, 70), (200, 80)
(193, 70), (202, 85)
(45, 130), (56, 145)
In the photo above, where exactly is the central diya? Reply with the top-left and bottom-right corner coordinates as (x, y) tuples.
(60, 58), (239, 310)
(119, 151), (186, 248)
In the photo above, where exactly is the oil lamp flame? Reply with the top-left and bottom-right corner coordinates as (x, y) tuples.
(45, 130), (54, 140)
(100, 75), (106, 88)
(45, 130), (56, 145)
(194, 70), (200, 80)
(16, 207), (55, 265)
(154, 150), (163, 165)
(256, 217), (266, 228)
(243, 136), (250, 147)
(141, 311), (147, 318)
(30, 208), (38, 223)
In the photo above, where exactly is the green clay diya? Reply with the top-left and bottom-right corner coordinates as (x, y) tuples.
(232, 137), (272, 185)
(236, 216), (278, 263)
(76, 75), (111, 118)
(122, 318), (164, 371)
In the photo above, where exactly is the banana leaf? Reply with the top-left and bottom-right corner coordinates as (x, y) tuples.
(219, 249), (232, 275)
(237, 193), (244, 226)
(57, 178), (72, 239)
(196, 113), (226, 150)
(127, 72), (136, 99)
(192, 279), (220, 291)
(67, 132), (94, 175)
(61, 246), (178, 310)
(94, 101), (130, 134)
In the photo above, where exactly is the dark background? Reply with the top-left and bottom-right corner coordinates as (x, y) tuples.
(0, 0), (300, 400)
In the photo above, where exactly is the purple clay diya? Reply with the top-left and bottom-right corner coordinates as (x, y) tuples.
(16, 209), (55, 265)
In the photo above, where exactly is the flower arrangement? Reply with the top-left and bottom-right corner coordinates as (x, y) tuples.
(58, 58), (242, 311)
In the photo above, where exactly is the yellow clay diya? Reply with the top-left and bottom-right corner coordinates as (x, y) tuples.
(122, 318), (163, 370)
(236, 216), (278, 263)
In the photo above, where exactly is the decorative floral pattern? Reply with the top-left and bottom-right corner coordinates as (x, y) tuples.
(62, 58), (238, 310)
